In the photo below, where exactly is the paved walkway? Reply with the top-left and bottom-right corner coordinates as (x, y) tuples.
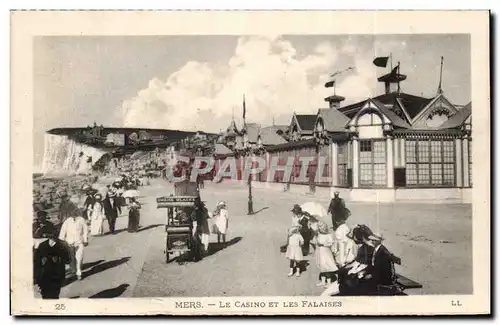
(52, 179), (471, 298)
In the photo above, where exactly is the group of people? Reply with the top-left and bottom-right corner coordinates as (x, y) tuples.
(33, 174), (144, 299)
(187, 198), (230, 262)
(284, 192), (401, 296)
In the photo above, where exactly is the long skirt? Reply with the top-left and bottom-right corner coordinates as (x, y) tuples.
(285, 245), (304, 261)
(90, 215), (104, 236)
(315, 246), (338, 273)
(128, 209), (140, 232)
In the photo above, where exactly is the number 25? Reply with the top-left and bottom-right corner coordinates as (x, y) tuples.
(55, 304), (65, 310)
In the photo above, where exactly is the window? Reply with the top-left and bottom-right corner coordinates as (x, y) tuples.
(468, 140), (472, 186)
(359, 140), (386, 186)
(319, 145), (330, 185)
(405, 139), (455, 186)
(337, 142), (349, 186)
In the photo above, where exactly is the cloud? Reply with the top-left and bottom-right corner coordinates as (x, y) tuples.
(117, 35), (408, 133)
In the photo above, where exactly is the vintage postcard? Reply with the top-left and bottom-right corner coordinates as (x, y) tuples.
(11, 10), (490, 315)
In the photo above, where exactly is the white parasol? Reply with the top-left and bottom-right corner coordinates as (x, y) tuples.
(300, 202), (328, 222)
(123, 189), (140, 198)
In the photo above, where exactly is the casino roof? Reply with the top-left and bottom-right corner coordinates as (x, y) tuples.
(439, 102), (472, 129)
(317, 108), (350, 132)
(339, 92), (433, 120)
(294, 114), (317, 132)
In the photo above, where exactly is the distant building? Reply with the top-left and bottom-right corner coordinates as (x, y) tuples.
(105, 133), (125, 146)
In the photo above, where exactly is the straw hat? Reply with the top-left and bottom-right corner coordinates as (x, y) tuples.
(217, 201), (226, 208)
(348, 224), (383, 243)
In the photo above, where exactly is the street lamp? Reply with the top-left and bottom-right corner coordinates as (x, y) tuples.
(310, 119), (329, 194)
(233, 131), (265, 215)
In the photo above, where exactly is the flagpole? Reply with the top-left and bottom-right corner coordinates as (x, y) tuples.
(390, 53), (393, 70)
(438, 56), (444, 94)
(243, 94), (246, 128)
(397, 61), (401, 93)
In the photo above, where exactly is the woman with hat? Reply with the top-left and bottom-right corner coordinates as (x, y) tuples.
(342, 225), (399, 295)
(212, 201), (229, 244)
(82, 187), (97, 221)
(314, 221), (338, 288)
(103, 188), (120, 234)
(127, 197), (141, 233)
(291, 204), (313, 256)
(328, 192), (351, 231)
(190, 196), (211, 261)
(90, 193), (105, 236)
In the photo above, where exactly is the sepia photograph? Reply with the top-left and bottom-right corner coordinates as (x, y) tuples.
(11, 10), (490, 315)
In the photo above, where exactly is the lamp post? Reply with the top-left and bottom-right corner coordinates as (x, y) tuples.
(234, 132), (265, 215)
(310, 120), (329, 194)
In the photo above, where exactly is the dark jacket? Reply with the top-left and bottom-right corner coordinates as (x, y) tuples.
(368, 245), (397, 286)
(82, 195), (95, 219)
(356, 244), (375, 265)
(328, 197), (350, 226)
(103, 195), (120, 219)
(34, 239), (71, 286)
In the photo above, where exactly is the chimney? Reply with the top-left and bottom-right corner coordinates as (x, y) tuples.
(324, 95), (345, 109)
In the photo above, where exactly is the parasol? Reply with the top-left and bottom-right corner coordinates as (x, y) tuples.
(123, 189), (140, 198)
(300, 202), (328, 223)
(300, 202), (327, 218)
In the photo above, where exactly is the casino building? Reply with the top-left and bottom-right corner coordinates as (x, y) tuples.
(215, 65), (472, 203)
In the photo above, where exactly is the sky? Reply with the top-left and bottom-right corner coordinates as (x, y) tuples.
(33, 34), (470, 166)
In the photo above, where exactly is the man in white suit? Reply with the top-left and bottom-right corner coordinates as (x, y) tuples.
(58, 212), (88, 280)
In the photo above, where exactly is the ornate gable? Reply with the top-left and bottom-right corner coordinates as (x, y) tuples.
(289, 113), (302, 141)
(411, 94), (459, 128)
(347, 100), (392, 129)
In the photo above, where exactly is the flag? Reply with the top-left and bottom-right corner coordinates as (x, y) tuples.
(330, 66), (354, 78)
(373, 56), (389, 68)
(325, 80), (335, 88)
(389, 65), (399, 77)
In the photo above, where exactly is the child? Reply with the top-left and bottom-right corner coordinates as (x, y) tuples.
(285, 226), (304, 277)
(314, 222), (338, 287)
(212, 201), (229, 243)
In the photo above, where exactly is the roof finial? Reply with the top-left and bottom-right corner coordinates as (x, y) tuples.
(437, 56), (444, 94)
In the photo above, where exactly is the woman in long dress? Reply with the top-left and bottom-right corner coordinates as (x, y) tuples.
(90, 193), (105, 236)
(127, 197), (141, 232)
(212, 201), (229, 243)
(190, 197), (211, 261)
(332, 223), (357, 268)
(314, 222), (338, 288)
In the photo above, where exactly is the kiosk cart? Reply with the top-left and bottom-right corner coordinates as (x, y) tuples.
(157, 195), (197, 263)
(157, 179), (200, 263)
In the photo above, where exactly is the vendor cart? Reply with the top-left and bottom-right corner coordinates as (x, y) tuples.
(157, 195), (197, 263)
